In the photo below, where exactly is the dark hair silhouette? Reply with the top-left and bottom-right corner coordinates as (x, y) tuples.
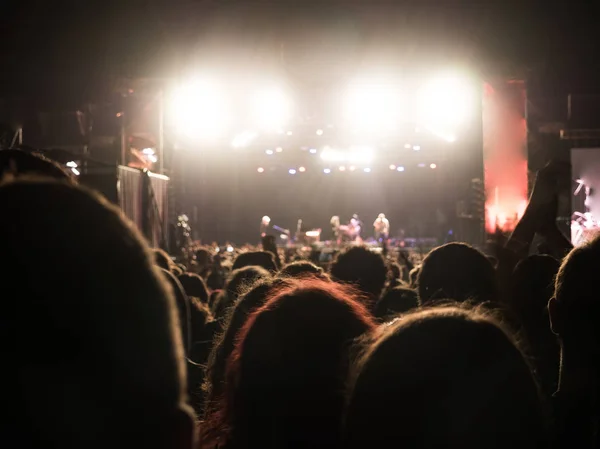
(418, 243), (498, 306)
(201, 278), (376, 449)
(331, 246), (387, 306)
(552, 235), (600, 341)
(232, 251), (277, 272)
(0, 149), (73, 181)
(344, 307), (546, 449)
(510, 255), (560, 397)
(212, 266), (271, 319)
(0, 179), (193, 449)
(279, 260), (326, 278)
(179, 273), (210, 304)
(549, 235), (600, 449)
(374, 286), (419, 321)
(203, 279), (292, 415)
(154, 248), (175, 271)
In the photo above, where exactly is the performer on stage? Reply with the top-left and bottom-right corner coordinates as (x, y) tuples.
(260, 215), (271, 238)
(373, 213), (390, 243)
(330, 216), (341, 244)
(351, 214), (362, 237)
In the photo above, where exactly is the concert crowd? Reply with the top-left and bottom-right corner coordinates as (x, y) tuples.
(2, 149), (599, 449)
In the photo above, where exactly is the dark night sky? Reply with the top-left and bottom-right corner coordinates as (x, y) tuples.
(2, 0), (600, 108)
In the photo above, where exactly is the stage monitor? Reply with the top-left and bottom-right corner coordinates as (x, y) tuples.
(571, 148), (600, 246)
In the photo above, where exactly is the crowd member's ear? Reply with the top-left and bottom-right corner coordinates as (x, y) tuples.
(548, 297), (563, 336)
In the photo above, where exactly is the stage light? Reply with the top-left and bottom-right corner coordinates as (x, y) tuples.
(289, 168), (297, 175)
(257, 167), (265, 173)
(71, 167), (80, 176)
(397, 166), (405, 172)
(299, 166), (306, 172)
(339, 166), (346, 172)
(404, 143), (412, 149)
(417, 74), (474, 131)
(148, 154), (158, 163)
(413, 145), (421, 151)
(170, 78), (229, 140)
(324, 168), (331, 174)
(309, 148), (318, 154)
(364, 167), (372, 173)
(349, 166), (356, 171)
(286, 131), (293, 136)
(389, 164), (397, 170)
(276, 146), (283, 153)
(430, 163), (437, 169)
(344, 80), (402, 131)
(320, 145), (373, 164)
(252, 86), (292, 131)
(231, 131), (257, 148)
(265, 149), (274, 155)
(316, 129), (324, 136)
(142, 148), (155, 155)
(66, 161), (77, 168)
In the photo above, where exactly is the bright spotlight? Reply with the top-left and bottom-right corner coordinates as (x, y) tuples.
(324, 168), (331, 174)
(289, 168), (297, 175)
(286, 131), (293, 136)
(66, 161), (77, 168)
(265, 149), (274, 155)
(316, 129), (324, 136)
(397, 166), (405, 172)
(413, 145), (421, 151)
(257, 167), (265, 173)
(430, 163), (437, 169)
(252, 86), (292, 131)
(142, 148), (155, 155)
(417, 74), (474, 130)
(404, 143), (411, 149)
(349, 166), (356, 171)
(71, 167), (80, 176)
(148, 154), (158, 163)
(276, 147), (283, 153)
(298, 166), (306, 173)
(231, 131), (257, 148)
(320, 145), (373, 164)
(309, 148), (318, 154)
(364, 167), (371, 173)
(344, 80), (402, 131)
(339, 166), (346, 172)
(170, 78), (229, 140)
(389, 164), (396, 170)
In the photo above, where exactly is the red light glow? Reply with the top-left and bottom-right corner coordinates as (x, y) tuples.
(482, 81), (529, 233)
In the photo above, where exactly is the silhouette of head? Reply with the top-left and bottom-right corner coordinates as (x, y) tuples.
(418, 243), (498, 306)
(550, 235), (600, 349)
(202, 278), (376, 449)
(0, 179), (193, 449)
(344, 307), (545, 448)
(213, 266), (271, 319)
(203, 279), (292, 412)
(232, 251), (277, 272)
(0, 149), (73, 181)
(279, 260), (326, 278)
(374, 286), (419, 321)
(179, 273), (210, 304)
(511, 255), (561, 397)
(331, 246), (387, 305)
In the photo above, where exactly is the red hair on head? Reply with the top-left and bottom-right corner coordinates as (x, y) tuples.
(200, 278), (376, 449)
